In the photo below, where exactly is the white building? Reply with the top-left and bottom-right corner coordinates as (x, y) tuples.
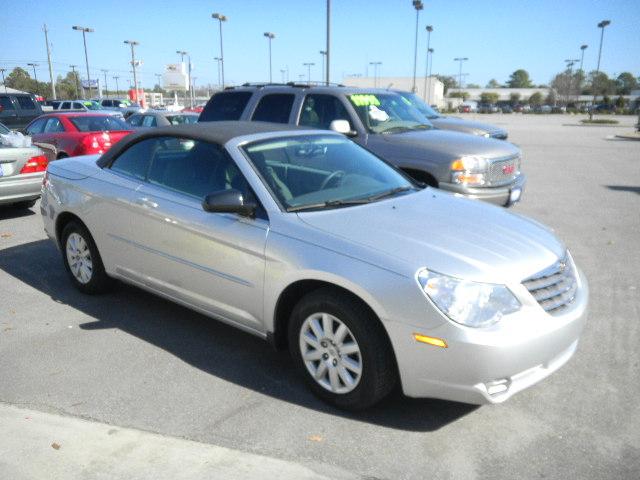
(341, 76), (445, 109)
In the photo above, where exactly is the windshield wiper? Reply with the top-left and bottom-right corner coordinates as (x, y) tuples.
(365, 186), (414, 202)
(287, 198), (371, 212)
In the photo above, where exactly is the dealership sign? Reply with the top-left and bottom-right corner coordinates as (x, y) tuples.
(163, 63), (188, 91)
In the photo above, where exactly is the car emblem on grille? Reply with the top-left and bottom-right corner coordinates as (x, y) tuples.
(558, 261), (566, 272)
(502, 164), (516, 175)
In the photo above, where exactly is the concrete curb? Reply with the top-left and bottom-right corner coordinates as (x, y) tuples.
(0, 403), (359, 480)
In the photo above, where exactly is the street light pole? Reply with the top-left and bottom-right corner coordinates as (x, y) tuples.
(423, 25), (433, 100)
(113, 76), (120, 97)
(303, 63), (315, 84)
(27, 63), (39, 83)
(369, 62), (381, 88)
(320, 50), (327, 85)
(177, 50), (190, 107)
(124, 40), (140, 104)
(101, 70), (109, 98)
(0, 69), (6, 93)
(212, 13), (227, 88)
(427, 48), (434, 104)
(591, 20), (611, 117)
(411, 0), (424, 93)
(43, 24), (56, 99)
(70, 65), (79, 98)
(263, 32), (275, 82)
(72, 26), (94, 99)
(579, 44), (588, 72)
(454, 57), (468, 90)
(214, 57), (222, 88)
(326, 0), (331, 85)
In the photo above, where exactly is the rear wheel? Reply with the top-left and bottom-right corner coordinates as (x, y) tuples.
(288, 288), (397, 410)
(61, 221), (113, 294)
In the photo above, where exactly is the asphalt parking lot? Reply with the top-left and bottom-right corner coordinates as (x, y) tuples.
(1, 114), (639, 479)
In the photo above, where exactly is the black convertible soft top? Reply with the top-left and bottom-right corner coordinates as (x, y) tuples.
(96, 121), (306, 168)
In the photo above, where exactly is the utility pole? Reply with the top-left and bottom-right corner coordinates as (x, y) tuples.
(591, 20), (611, 118)
(72, 26), (94, 99)
(212, 13), (227, 88)
(579, 44), (588, 73)
(113, 76), (120, 97)
(101, 69), (109, 98)
(411, 0), (424, 93)
(70, 65), (79, 98)
(326, 0), (331, 85)
(124, 40), (140, 104)
(423, 25), (433, 100)
(43, 24), (56, 99)
(0, 69), (6, 93)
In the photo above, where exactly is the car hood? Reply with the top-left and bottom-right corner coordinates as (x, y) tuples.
(432, 116), (506, 135)
(377, 128), (518, 159)
(297, 188), (564, 283)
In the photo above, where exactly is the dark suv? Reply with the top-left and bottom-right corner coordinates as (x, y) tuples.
(0, 93), (43, 130)
(199, 84), (525, 206)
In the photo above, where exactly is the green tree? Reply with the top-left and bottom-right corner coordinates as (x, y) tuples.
(486, 78), (501, 88)
(616, 72), (638, 94)
(545, 90), (557, 106)
(588, 71), (615, 96)
(466, 83), (480, 88)
(506, 69), (533, 88)
(449, 91), (469, 101)
(528, 92), (543, 106)
(479, 92), (499, 104)
(5, 67), (33, 92)
(509, 92), (521, 105)
(435, 75), (457, 94)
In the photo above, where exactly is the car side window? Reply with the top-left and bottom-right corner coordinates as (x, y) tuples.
(142, 115), (157, 127)
(16, 96), (37, 110)
(109, 139), (156, 180)
(128, 115), (143, 127)
(43, 117), (65, 133)
(73, 102), (83, 109)
(26, 118), (47, 135)
(0, 96), (16, 110)
(199, 91), (252, 121)
(61, 102), (71, 109)
(299, 94), (351, 129)
(146, 137), (252, 201)
(251, 94), (295, 124)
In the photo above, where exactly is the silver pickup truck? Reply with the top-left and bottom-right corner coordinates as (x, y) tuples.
(199, 85), (525, 207)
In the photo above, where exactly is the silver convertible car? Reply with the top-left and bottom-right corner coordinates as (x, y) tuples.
(41, 122), (588, 410)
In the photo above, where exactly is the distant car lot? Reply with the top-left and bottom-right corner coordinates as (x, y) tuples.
(0, 114), (638, 479)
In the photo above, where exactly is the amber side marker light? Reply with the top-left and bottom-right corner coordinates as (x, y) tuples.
(413, 333), (448, 348)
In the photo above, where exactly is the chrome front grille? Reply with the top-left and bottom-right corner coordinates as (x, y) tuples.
(522, 255), (578, 315)
(488, 155), (520, 185)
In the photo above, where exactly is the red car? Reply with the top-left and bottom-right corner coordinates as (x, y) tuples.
(24, 112), (133, 159)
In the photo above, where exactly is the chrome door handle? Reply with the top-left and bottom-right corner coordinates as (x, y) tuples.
(136, 197), (158, 208)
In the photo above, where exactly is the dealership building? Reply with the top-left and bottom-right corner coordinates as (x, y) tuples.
(341, 76), (445, 108)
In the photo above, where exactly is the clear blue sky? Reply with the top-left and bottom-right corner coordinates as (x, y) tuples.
(1, 0), (638, 90)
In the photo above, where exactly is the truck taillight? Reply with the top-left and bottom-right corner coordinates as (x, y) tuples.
(20, 155), (49, 174)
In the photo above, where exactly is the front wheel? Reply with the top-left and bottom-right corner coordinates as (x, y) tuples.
(288, 288), (397, 410)
(61, 221), (113, 294)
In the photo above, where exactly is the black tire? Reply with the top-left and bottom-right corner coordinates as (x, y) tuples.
(288, 287), (397, 410)
(13, 199), (36, 209)
(61, 221), (113, 294)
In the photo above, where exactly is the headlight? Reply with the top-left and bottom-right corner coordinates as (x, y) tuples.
(450, 156), (488, 186)
(417, 269), (521, 327)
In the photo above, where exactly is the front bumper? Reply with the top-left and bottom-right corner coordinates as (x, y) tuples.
(385, 269), (588, 405)
(0, 173), (44, 205)
(440, 173), (526, 207)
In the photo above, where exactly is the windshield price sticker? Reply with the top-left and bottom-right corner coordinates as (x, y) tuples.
(350, 94), (381, 107)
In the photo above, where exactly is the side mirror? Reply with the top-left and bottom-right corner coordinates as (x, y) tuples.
(329, 119), (357, 137)
(202, 189), (256, 217)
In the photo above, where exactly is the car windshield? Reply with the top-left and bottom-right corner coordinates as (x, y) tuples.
(242, 134), (417, 212)
(69, 116), (130, 132)
(397, 92), (440, 119)
(347, 92), (433, 134)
